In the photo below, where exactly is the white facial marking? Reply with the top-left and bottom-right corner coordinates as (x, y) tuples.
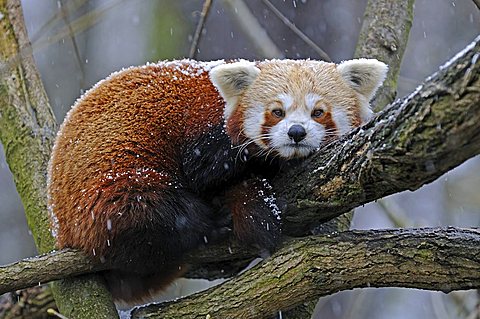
(269, 120), (325, 158)
(277, 93), (293, 110)
(331, 108), (352, 135)
(243, 103), (265, 142)
(305, 93), (322, 111)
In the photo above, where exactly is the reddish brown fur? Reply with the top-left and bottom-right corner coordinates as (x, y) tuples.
(261, 110), (283, 146)
(225, 106), (246, 145)
(49, 62), (224, 259)
(313, 107), (338, 141)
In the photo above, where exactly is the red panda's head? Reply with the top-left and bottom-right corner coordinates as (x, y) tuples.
(210, 59), (387, 159)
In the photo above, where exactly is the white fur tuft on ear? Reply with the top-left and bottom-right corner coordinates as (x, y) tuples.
(337, 59), (388, 101)
(209, 61), (260, 120)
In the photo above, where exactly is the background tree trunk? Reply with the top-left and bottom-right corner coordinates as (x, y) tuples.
(0, 1), (119, 318)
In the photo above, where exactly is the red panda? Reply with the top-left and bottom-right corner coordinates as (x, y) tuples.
(47, 59), (387, 304)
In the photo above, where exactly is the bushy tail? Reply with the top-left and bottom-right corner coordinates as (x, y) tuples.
(103, 266), (185, 305)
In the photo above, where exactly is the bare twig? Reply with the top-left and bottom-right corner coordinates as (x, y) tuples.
(261, 0), (331, 61)
(29, 0), (89, 44)
(472, 0), (480, 10)
(376, 198), (410, 227)
(0, 0), (124, 78)
(220, 0), (283, 58)
(59, 0), (86, 89)
(189, 0), (213, 59)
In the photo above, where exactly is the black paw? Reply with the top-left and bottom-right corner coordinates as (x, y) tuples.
(236, 212), (282, 252)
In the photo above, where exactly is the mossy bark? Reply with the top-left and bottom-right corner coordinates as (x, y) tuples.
(133, 228), (480, 319)
(0, 286), (56, 319)
(0, 1), (118, 318)
(0, 0), (56, 253)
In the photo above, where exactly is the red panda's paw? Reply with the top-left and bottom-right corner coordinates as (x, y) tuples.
(226, 178), (282, 252)
(208, 211), (233, 243)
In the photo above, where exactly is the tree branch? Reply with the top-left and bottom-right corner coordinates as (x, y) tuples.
(0, 250), (105, 295)
(219, 0), (283, 58)
(472, 0), (480, 11)
(132, 227), (480, 319)
(188, 0), (213, 59)
(355, 0), (415, 110)
(0, 0), (56, 253)
(261, 0), (331, 61)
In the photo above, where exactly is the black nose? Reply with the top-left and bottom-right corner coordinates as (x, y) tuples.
(288, 125), (307, 143)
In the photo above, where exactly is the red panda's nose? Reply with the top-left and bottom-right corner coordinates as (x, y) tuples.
(288, 125), (307, 143)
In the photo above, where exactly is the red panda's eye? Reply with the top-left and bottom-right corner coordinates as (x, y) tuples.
(312, 109), (324, 118)
(272, 109), (285, 118)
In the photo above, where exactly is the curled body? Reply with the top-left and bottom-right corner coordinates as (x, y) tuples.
(48, 58), (387, 304)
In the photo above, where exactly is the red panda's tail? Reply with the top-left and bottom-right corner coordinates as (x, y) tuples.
(103, 266), (186, 305)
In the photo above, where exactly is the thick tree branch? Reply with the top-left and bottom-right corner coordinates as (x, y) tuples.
(132, 227), (480, 319)
(0, 0), (56, 253)
(0, 250), (105, 295)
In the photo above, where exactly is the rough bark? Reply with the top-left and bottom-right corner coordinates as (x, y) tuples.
(0, 0), (56, 253)
(0, 286), (56, 319)
(355, 0), (416, 110)
(0, 1), (118, 318)
(132, 227), (480, 319)
(0, 250), (106, 296)
(473, 0), (480, 10)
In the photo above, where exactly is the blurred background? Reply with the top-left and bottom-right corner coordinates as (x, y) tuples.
(1, 0), (479, 318)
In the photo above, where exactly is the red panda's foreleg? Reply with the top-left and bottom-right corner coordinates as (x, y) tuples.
(224, 178), (282, 252)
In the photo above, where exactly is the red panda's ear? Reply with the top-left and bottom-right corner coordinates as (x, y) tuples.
(337, 59), (388, 101)
(209, 61), (260, 120)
